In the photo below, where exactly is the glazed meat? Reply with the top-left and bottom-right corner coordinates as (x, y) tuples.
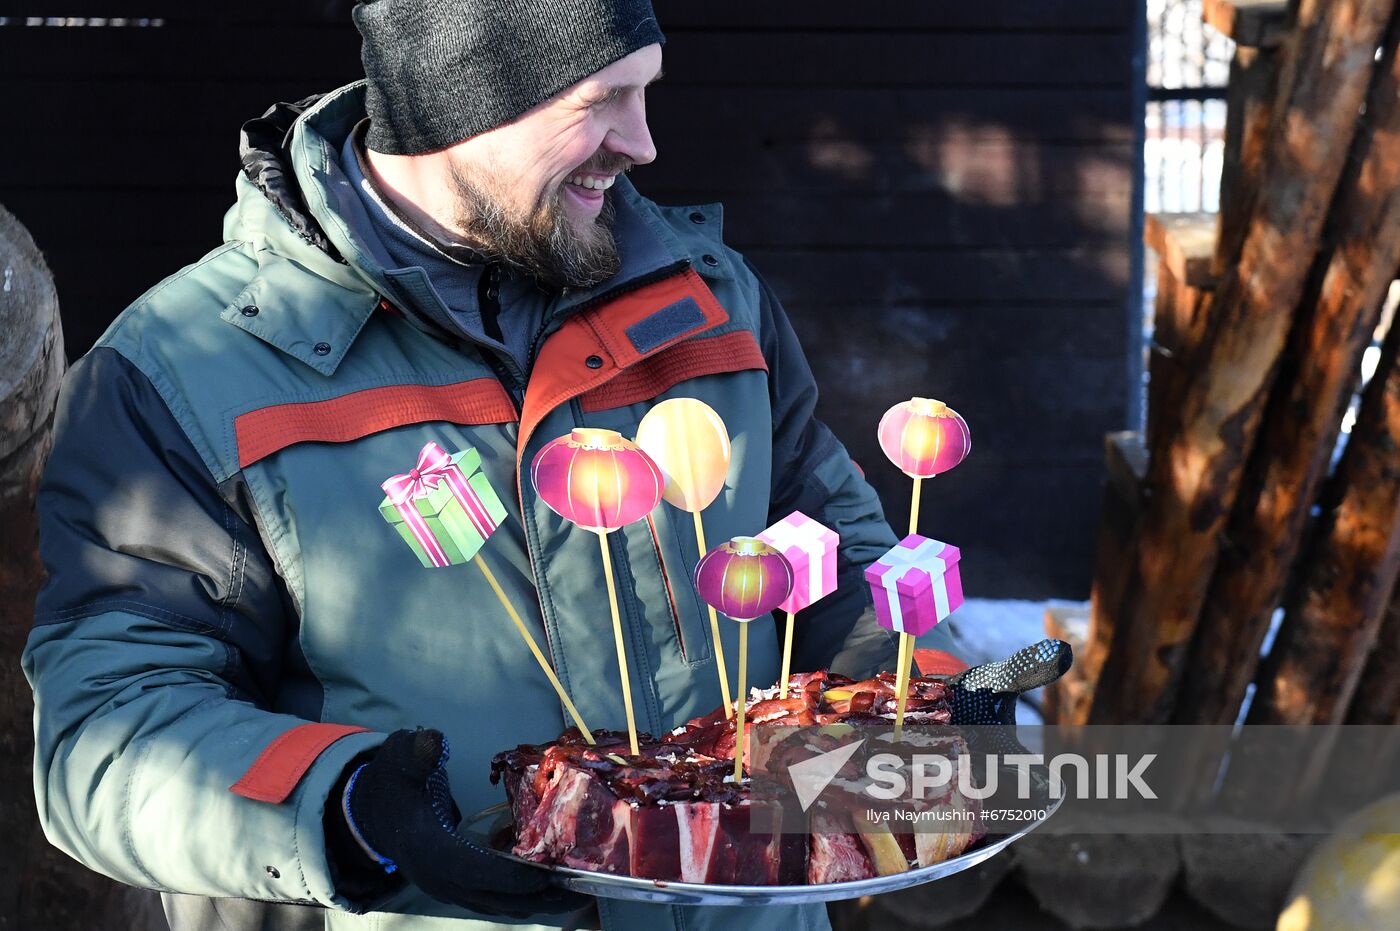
(489, 670), (982, 885)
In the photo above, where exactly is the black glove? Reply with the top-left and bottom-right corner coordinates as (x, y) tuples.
(941, 639), (1072, 806)
(326, 728), (589, 919)
(946, 638), (1073, 725)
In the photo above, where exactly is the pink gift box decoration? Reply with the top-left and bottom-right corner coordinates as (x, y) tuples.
(757, 511), (839, 614)
(865, 534), (964, 636)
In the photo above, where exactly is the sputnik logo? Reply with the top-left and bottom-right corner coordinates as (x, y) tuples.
(788, 739), (865, 812)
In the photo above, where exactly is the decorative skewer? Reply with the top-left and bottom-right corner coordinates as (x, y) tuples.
(636, 398), (737, 717)
(875, 398), (972, 739)
(758, 511), (839, 699)
(531, 428), (666, 756)
(379, 441), (596, 743)
(695, 537), (794, 781)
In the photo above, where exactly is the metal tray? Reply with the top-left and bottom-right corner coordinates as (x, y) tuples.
(462, 798), (1059, 906)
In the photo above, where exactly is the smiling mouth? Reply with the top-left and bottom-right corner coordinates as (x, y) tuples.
(566, 174), (617, 191)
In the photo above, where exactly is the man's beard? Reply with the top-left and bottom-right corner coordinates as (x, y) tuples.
(448, 162), (621, 291)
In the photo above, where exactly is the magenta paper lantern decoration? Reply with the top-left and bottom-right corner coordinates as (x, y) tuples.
(877, 397), (971, 479)
(694, 536), (794, 622)
(530, 428), (664, 532)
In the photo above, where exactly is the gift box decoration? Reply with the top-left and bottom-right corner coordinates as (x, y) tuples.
(757, 511), (839, 614)
(864, 534), (963, 636)
(379, 442), (507, 568)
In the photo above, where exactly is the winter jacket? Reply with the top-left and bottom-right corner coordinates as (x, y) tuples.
(24, 81), (951, 931)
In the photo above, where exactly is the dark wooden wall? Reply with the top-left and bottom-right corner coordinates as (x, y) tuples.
(0, 2), (1142, 599)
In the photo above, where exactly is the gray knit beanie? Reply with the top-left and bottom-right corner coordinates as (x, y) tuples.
(353, 0), (664, 155)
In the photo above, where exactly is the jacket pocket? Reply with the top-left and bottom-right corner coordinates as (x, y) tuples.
(645, 507), (714, 667)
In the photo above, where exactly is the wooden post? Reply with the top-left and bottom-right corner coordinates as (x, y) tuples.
(1089, 0), (1396, 723)
(1144, 214), (1218, 456)
(1347, 582), (1400, 725)
(1176, 14), (1400, 724)
(0, 205), (163, 928)
(1247, 304), (1400, 725)
(1041, 603), (1090, 725)
(1060, 432), (1147, 725)
(1205, 0), (1290, 279)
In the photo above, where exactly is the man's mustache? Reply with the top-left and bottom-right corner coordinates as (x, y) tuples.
(574, 154), (634, 176)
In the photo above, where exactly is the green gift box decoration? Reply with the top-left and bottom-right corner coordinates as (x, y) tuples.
(378, 442), (507, 568)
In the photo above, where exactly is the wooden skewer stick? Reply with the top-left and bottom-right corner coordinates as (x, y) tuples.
(893, 633), (913, 742)
(894, 477), (925, 741)
(694, 511), (735, 718)
(474, 555), (594, 744)
(597, 531), (640, 756)
(779, 610), (796, 699)
(734, 621), (749, 781)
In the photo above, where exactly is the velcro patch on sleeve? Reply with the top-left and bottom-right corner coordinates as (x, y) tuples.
(230, 722), (370, 804)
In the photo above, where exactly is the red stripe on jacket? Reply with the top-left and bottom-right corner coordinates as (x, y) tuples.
(580, 330), (767, 412)
(230, 722), (370, 804)
(235, 379), (517, 468)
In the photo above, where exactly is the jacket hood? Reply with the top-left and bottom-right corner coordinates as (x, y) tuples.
(237, 95), (343, 263)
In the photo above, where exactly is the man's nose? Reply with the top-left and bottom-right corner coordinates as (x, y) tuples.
(607, 96), (657, 166)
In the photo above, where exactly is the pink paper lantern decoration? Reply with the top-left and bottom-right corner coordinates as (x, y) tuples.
(694, 536), (794, 621)
(530, 428), (664, 532)
(864, 534), (964, 637)
(757, 511), (838, 615)
(877, 397), (971, 479)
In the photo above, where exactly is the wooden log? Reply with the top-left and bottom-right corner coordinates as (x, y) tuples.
(1205, 0), (1292, 48)
(1347, 579), (1400, 725)
(0, 205), (163, 929)
(1145, 213), (1219, 291)
(1145, 216), (1217, 457)
(1178, 16), (1400, 725)
(1246, 307), (1400, 725)
(1058, 433), (1146, 725)
(1088, 0), (1395, 724)
(1214, 41), (1286, 281)
(1041, 602), (1090, 724)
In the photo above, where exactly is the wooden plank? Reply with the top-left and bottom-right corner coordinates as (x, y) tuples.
(1145, 213), (1218, 289)
(1146, 259), (1214, 458)
(1061, 432), (1149, 725)
(5, 136), (1137, 199)
(1143, 217), (1216, 461)
(7, 80), (1137, 145)
(44, 251), (1131, 356)
(1214, 43), (1285, 279)
(1042, 602), (1091, 724)
(9, 1), (1135, 30)
(0, 24), (362, 81)
(1087, 0), (1394, 724)
(0, 186), (1131, 252)
(681, 191), (1133, 248)
(1246, 307), (1400, 725)
(1203, 0), (1292, 47)
(742, 248), (1132, 304)
(1177, 14), (1400, 725)
(2, 27), (1132, 87)
(838, 461), (1107, 600)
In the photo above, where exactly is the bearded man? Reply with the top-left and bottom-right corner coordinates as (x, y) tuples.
(23, 2), (1064, 930)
